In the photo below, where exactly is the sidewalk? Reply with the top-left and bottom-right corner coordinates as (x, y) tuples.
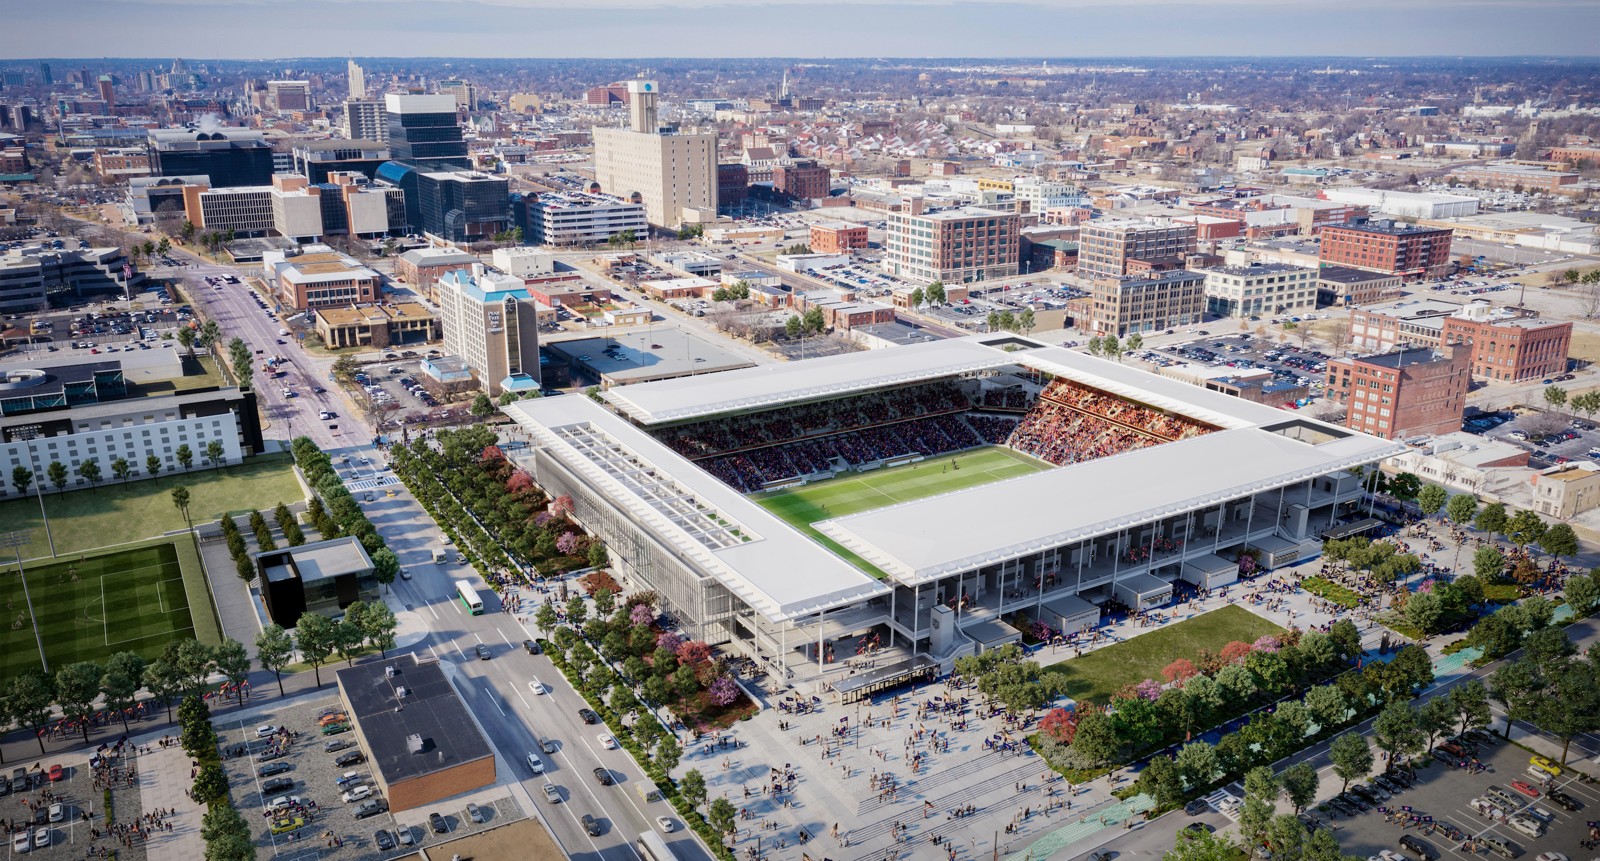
(138, 744), (203, 861)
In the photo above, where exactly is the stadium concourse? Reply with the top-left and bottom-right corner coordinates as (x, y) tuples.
(502, 335), (1405, 699)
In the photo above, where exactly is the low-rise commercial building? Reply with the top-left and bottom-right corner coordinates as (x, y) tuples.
(0, 244), (145, 311)
(1325, 347), (1469, 440)
(394, 247), (478, 301)
(1198, 262), (1318, 319)
(1315, 266), (1403, 307)
(809, 222), (869, 254)
(257, 537), (375, 628)
(436, 264), (543, 396)
(266, 246), (382, 310)
(334, 655), (496, 813)
(314, 303), (440, 350)
(1077, 218), (1197, 279)
(1530, 462), (1600, 519)
(1450, 163), (1581, 194)
(93, 147), (151, 180)
(521, 191), (647, 247)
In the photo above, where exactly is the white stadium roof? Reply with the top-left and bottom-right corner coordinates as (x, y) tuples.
(509, 336), (1404, 616)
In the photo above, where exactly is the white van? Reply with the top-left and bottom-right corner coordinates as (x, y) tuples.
(432, 548), (448, 565)
(526, 752), (545, 774)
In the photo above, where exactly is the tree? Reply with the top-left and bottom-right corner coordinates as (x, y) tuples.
(1539, 522), (1579, 561)
(55, 661), (104, 742)
(1488, 659), (1542, 739)
(175, 443), (194, 471)
(1175, 740), (1220, 790)
(1019, 308), (1036, 335)
(1404, 590), (1444, 636)
(100, 651), (147, 733)
(204, 440), (225, 470)
(1505, 508), (1547, 549)
(534, 602), (559, 634)
(255, 624), (294, 697)
(470, 393), (495, 418)
(1535, 659), (1600, 763)
(212, 639), (250, 707)
(697, 800), (737, 846)
(1416, 695), (1455, 752)
(1240, 766), (1279, 857)
(1387, 472), (1422, 502)
(331, 355), (360, 384)
(1069, 708), (1120, 768)
(679, 768), (707, 809)
(1417, 484), (1448, 518)
(296, 612), (337, 687)
(1473, 545), (1506, 581)
(371, 547), (400, 592)
(926, 281), (946, 305)
(111, 457), (132, 483)
(1304, 684), (1348, 730)
(171, 485), (193, 529)
(10, 465), (32, 496)
(588, 540), (608, 569)
(1125, 332), (1144, 353)
(1475, 502), (1508, 539)
(4, 671), (55, 755)
(1137, 756), (1185, 808)
(909, 286), (925, 308)
(358, 601), (398, 657)
(46, 460), (67, 493)
(1165, 826), (1241, 861)
(333, 613), (366, 665)
(141, 658), (181, 723)
(1280, 761), (1319, 814)
(75, 457), (101, 487)
(1446, 493), (1478, 527)
(1566, 575), (1600, 617)
(177, 327), (197, 358)
(1103, 334), (1123, 361)
(1328, 731), (1372, 791)
(1372, 700), (1424, 766)
(192, 762), (230, 806)
(1545, 384), (1569, 412)
(168, 638), (215, 701)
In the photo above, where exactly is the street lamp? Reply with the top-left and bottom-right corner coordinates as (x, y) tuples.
(1, 530), (49, 674)
(14, 427), (56, 557)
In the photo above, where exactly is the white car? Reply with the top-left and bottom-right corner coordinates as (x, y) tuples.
(47, 804), (63, 823)
(267, 795), (302, 812)
(32, 829), (48, 849)
(543, 784), (561, 803)
(598, 733), (618, 750)
(656, 816), (675, 832)
(12, 831), (29, 854)
(256, 724), (277, 737)
(528, 678), (544, 695)
(340, 785), (372, 803)
(1535, 854), (1570, 861)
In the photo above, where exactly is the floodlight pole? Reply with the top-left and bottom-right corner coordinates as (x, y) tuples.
(1, 531), (49, 674)
(16, 429), (56, 557)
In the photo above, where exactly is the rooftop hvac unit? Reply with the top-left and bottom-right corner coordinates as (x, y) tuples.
(407, 734), (425, 754)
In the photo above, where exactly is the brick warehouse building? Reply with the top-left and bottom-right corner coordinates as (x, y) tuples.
(1317, 220), (1453, 281)
(335, 654), (495, 812)
(1346, 298), (1571, 384)
(883, 199), (1019, 284)
(1325, 347), (1470, 440)
(773, 160), (830, 202)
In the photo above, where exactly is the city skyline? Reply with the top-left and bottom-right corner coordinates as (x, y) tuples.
(6, 0), (1600, 59)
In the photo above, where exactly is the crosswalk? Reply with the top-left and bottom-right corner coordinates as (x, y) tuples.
(347, 474), (400, 493)
(1204, 789), (1242, 820)
(1006, 793), (1154, 861)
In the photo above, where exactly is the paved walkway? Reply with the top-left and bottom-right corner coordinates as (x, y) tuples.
(138, 743), (202, 861)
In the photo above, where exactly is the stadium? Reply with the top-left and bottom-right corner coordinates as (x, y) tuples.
(504, 335), (1404, 699)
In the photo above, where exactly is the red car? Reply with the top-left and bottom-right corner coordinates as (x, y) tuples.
(47, 765), (62, 782)
(1510, 779), (1540, 798)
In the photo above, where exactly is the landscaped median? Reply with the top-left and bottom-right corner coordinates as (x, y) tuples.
(1301, 576), (1361, 609)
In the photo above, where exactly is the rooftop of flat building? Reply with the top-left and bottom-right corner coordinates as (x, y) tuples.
(1317, 266), (1401, 284)
(1329, 219), (1450, 236)
(1354, 348), (1453, 369)
(335, 655), (494, 784)
(1201, 262), (1313, 277)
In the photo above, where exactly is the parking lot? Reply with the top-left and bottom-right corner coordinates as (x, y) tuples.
(1143, 331), (1336, 405)
(1316, 731), (1594, 861)
(221, 697), (523, 860)
(1471, 408), (1600, 471)
(1, 752), (118, 860)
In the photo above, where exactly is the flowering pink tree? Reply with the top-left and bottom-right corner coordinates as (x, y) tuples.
(1252, 634), (1281, 653)
(656, 632), (683, 653)
(551, 495), (574, 518)
(707, 676), (739, 707)
(1133, 679), (1163, 701)
(506, 470), (535, 495)
(555, 532), (582, 555)
(481, 445), (505, 463)
(630, 603), (655, 626)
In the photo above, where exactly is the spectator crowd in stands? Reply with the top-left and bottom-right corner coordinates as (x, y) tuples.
(1005, 380), (1213, 467)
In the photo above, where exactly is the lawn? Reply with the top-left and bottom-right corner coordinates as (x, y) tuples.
(1040, 604), (1285, 704)
(0, 539), (207, 681)
(0, 453), (302, 560)
(753, 446), (1049, 577)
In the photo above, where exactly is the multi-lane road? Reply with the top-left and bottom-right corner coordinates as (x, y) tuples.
(134, 239), (712, 861)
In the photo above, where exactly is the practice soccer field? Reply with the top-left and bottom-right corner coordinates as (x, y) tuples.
(0, 542), (197, 680)
(754, 446), (1049, 577)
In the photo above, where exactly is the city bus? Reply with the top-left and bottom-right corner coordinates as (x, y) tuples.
(453, 579), (484, 615)
(635, 831), (679, 861)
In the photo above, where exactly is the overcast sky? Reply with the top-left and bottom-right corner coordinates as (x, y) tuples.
(5, 0), (1599, 58)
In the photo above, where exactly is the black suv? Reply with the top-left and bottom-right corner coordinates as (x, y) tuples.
(1546, 789), (1581, 811)
(593, 767), (613, 786)
(429, 812), (448, 834)
(578, 708), (600, 725)
(374, 830), (395, 851)
(335, 751), (366, 767)
(261, 777), (294, 795)
(258, 762), (291, 778)
(523, 639), (541, 655)
(582, 814), (602, 836)
(1400, 835), (1436, 860)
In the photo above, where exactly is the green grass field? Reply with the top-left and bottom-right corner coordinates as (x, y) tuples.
(754, 446), (1049, 577)
(0, 453), (300, 560)
(1040, 604), (1284, 704)
(0, 540), (199, 681)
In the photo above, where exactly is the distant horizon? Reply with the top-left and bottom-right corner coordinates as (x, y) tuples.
(5, 1), (1599, 60)
(7, 54), (1600, 62)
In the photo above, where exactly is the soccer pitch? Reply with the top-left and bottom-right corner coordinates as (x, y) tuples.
(754, 446), (1049, 577)
(0, 541), (197, 680)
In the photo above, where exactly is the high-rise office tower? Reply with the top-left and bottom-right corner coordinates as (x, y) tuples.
(38, 64), (51, 85)
(347, 59), (366, 100)
(438, 80), (477, 111)
(383, 94), (469, 170)
(96, 75), (114, 106)
(592, 80), (716, 229)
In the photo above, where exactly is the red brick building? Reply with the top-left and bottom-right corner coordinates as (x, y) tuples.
(810, 222), (869, 254)
(1325, 347), (1469, 440)
(1317, 220), (1453, 281)
(585, 83), (629, 106)
(773, 160), (830, 201)
(717, 163), (748, 208)
(1442, 308), (1571, 384)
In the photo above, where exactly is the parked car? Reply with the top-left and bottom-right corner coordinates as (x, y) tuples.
(335, 751), (365, 767)
(340, 785), (372, 803)
(1529, 756), (1561, 778)
(1545, 789), (1580, 811)
(429, 812), (448, 834)
(1400, 835), (1437, 860)
(374, 829), (395, 851)
(1510, 780), (1541, 798)
(354, 800), (386, 819)
(257, 762), (291, 777)
(261, 777), (294, 795)
(466, 803), (485, 824)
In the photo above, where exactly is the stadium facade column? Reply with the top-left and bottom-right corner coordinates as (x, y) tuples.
(817, 607), (826, 673)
